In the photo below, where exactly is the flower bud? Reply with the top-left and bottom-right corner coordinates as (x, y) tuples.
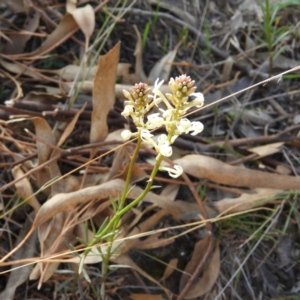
(121, 129), (132, 140)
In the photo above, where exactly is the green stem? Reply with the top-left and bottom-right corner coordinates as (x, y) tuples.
(100, 134), (143, 284)
(81, 133), (164, 254)
(119, 134), (142, 209)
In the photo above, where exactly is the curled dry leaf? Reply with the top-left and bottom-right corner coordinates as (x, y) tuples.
(175, 154), (300, 190)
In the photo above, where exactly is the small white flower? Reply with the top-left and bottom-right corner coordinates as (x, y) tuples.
(190, 92), (204, 107)
(140, 129), (154, 142)
(157, 134), (168, 146)
(121, 129), (132, 140)
(121, 105), (134, 117)
(189, 121), (204, 135)
(159, 108), (172, 119)
(176, 118), (191, 134)
(146, 113), (164, 129)
(159, 142), (172, 157)
(159, 165), (183, 178)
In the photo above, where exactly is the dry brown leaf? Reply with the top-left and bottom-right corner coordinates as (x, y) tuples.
(180, 235), (209, 290)
(107, 145), (132, 181)
(57, 102), (87, 147)
(175, 154), (300, 190)
(125, 205), (157, 231)
(117, 62), (139, 84)
(129, 294), (165, 300)
(52, 64), (97, 81)
(248, 142), (284, 158)
(69, 4), (95, 47)
(113, 254), (170, 299)
(148, 41), (181, 84)
(134, 233), (174, 250)
(119, 209), (167, 254)
(162, 258), (178, 281)
(4, 0), (28, 13)
(160, 183), (180, 200)
(4, 12), (40, 54)
(66, 0), (77, 13)
(276, 164), (291, 175)
(12, 166), (41, 214)
(0, 213), (37, 300)
(32, 179), (125, 228)
(184, 243), (220, 299)
(215, 188), (282, 214)
(116, 163), (149, 184)
(90, 42), (120, 155)
(30, 210), (76, 286)
(28, 117), (64, 194)
(222, 57), (234, 82)
(22, 14), (79, 58)
(0, 69), (23, 102)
